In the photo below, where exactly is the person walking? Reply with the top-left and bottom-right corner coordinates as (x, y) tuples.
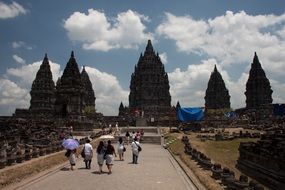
(105, 140), (116, 174)
(125, 131), (130, 145)
(96, 141), (106, 174)
(67, 149), (77, 170)
(115, 122), (120, 136)
(136, 131), (141, 142)
(83, 139), (93, 169)
(131, 131), (136, 141)
(131, 137), (141, 164)
(117, 137), (125, 161)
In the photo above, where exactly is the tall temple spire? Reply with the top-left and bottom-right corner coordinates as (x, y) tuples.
(214, 64), (217, 72)
(129, 40), (171, 119)
(81, 66), (96, 108)
(252, 51), (262, 69)
(145, 39), (154, 54)
(245, 52), (272, 108)
(55, 51), (84, 116)
(60, 51), (81, 88)
(30, 54), (55, 116)
(176, 101), (181, 110)
(118, 101), (127, 116)
(205, 65), (230, 109)
(71, 50), (74, 58)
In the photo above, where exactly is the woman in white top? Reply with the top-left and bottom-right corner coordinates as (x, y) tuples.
(83, 139), (93, 169)
(117, 137), (125, 161)
(131, 137), (141, 164)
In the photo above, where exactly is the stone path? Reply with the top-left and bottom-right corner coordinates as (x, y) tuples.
(7, 144), (198, 190)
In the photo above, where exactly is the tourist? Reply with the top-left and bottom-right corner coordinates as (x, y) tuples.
(117, 137), (125, 161)
(140, 129), (144, 141)
(102, 126), (107, 135)
(69, 126), (73, 135)
(83, 139), (93, 169)
(108, 124), (112, 134)
(67, 149), (77, 170)
(96, 141), (106, 174)
(59, 130), (65, 140)
(125, 131), (130, 145)
(131, 131), (136, 141)
(131, 137), (141, 164)
(115, 122), (120, 136)
(136, 131), (141, 142)
(105, 140), (116, 174)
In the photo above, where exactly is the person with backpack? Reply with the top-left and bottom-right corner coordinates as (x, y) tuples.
(131, 137), (141, 164)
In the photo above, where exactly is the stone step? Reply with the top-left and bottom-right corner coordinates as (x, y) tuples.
(112, 135), (161, 145)
(135, 118), (147, 126)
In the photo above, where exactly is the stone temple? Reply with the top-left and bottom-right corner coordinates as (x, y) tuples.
(55, 51), (95, 118)
(245, 52), (273, 109)
(20, 51), (96, 122)
(29, 54), (56, 117)
(128, 40), (172, 123)
(204, 65), (231, 109)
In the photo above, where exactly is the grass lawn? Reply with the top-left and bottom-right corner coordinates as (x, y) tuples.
(165, 133), (223, 190)
(165, 132), (259, 190)
(189, 133), (258, 177)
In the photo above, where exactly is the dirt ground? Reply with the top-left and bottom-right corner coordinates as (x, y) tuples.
(166, 127), (261, 190)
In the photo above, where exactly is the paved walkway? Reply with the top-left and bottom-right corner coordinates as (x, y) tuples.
(8, 144), (197, 190)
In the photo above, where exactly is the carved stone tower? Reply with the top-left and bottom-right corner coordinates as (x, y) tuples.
(245, 52), (273, 108)
(81, 66), (96, 109)
(29, 54), (55, 116)
(129, 40), (171, 119)
(119, 102), (128, 117)
(55, 51), (84, 117)
(205, 65), (230, 109)
(176, 101), (181, 110)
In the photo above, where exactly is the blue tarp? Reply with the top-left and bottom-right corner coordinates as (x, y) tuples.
(273, 104), (285, 116)
(225, 111), (236, 118)
(177, 107), (204, 122)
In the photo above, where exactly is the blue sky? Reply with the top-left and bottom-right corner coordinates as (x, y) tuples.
(0, 0), (285, 116)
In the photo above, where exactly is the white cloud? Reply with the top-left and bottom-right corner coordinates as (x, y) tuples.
(158, 11), (285, 108)
(159, 52), (168, 64)
(168, 57), (285, 109)
(0, 1), (27, 19)
(269, 79), (285, 104)
(84, 66), (128, 115)
(0, 57), (61, 116)
(12, 41), (23, 48)
(7, 59), (61, 88)
(169, 59), (218, 107)
(169, 58), (245, 109)
(277, 26), (285, 39)
(12, 41), (33, 50)
(157, 13), (208, 55)
(156, 11), (285, 76)
(12, 54), (26, 64)
(64, 9), (153, 51)
(0, 79), (30, 115)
